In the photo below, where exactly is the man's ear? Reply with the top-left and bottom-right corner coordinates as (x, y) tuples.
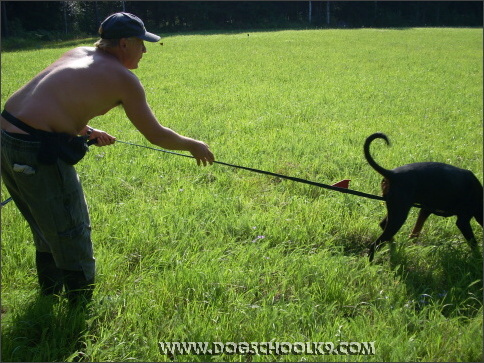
(119, 38), (128, 49)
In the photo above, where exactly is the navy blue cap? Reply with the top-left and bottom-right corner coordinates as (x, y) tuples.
(99, 12), (160, 42)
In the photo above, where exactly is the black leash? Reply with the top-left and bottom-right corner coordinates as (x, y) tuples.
(115, 140), (386, 202)
(0, 112), (384, 204)
(7, 139), (441, 210)
(1, 139), (387, 207)
(114, 141), (439, 214)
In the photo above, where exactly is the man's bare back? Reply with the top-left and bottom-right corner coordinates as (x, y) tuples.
(2, 15), (214, 164)
(2, 47), (132, 135)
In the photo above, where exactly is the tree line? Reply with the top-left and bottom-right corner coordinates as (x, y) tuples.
(1, 1), (482, 39)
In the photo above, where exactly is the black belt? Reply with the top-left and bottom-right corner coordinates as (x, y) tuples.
(1, 109), (90, 165)
(1, 109), (49, 137)
(2, 130), (39, 141)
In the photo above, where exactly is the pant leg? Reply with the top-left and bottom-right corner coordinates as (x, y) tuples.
(36, 251), (64, 295)
(1, 131), (95, 291)
(62, 269), (95, 305)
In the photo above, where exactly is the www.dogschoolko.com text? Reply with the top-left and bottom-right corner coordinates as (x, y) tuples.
(159, 341), (376, 356)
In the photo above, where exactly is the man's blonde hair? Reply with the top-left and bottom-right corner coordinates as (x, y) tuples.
(94, 37), (141, 50)
(94, 38), (120, 50)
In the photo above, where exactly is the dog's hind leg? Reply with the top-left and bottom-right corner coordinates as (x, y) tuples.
(474, 208), (483, 227)
(409, 209), (432, 238)
(379, 216), (387, 230)
(456, 215), (478, 249)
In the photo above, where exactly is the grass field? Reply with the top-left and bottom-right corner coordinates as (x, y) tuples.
(1, 28), (483, 362)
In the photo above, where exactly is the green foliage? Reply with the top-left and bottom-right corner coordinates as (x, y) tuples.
(2, 1), (483, 35)
(1, 28), (482, 362)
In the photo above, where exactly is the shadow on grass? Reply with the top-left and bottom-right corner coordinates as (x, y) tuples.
(335, 231), (482, 318)
(1, 26), (422, 52)
(388, 240), (482, 318)
(1, 295), (89, 362)
(1, 37), (98, 52)
(1, 28), (292, 52)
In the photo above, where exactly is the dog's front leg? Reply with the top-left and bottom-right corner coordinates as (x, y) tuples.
(369, 195), (412, 262)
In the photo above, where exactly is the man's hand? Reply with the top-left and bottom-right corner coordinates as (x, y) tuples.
(188, 140), (215, 166)
(89, 128), (116, 146)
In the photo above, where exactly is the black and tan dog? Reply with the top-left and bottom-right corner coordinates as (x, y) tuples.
(365, 133), (483, 262)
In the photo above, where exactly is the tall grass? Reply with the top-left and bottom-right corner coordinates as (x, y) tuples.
(1, 28), (482, 362)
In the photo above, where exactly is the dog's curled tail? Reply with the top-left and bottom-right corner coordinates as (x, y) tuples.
(364, 133), (392, 178)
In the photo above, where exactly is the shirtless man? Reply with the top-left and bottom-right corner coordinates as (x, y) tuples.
(1, 12), (214, 304)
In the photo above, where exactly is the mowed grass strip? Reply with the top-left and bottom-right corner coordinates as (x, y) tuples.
(1, 28), (482, 362)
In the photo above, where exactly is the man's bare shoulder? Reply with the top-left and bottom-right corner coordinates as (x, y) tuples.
(58, 47), (140, 83)
(63, 46), (95, 56)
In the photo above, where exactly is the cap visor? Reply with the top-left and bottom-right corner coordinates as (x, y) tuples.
(139, 32), (161, 42)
